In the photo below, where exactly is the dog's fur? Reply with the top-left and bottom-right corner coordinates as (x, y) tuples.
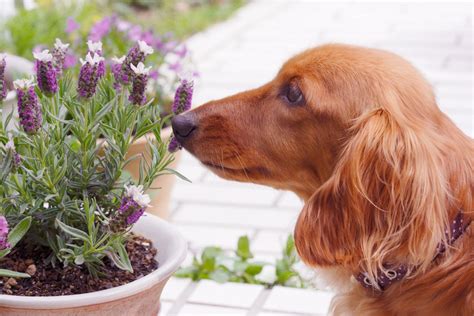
(177, 44), (474, 315)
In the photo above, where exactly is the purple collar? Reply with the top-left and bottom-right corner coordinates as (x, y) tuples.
(356, 211), (471, 292)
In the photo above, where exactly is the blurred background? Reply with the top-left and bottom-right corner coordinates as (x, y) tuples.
(1, 1), (472, 315)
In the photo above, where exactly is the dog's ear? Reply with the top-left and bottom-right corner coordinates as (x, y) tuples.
(294, 107), (453, 278)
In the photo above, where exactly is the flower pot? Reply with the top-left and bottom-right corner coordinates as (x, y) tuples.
(0, 213), (187, 315)
(124, 127), (181, 219)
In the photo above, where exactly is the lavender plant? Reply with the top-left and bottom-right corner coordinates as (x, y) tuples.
(0, 38), (180, 277)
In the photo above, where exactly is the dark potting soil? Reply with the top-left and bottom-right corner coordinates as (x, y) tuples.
(0, 235), (158, 296)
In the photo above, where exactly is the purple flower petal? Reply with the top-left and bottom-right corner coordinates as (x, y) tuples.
(65, 17), (80, 34)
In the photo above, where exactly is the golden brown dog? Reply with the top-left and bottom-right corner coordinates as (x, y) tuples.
(171, 44), (473, 315)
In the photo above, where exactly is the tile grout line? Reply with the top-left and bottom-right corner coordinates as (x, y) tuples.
(165, 281), (198, 315)
(247, 288), (272, 316)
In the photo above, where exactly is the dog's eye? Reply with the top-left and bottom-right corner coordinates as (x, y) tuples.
(285, 82), (303, 104)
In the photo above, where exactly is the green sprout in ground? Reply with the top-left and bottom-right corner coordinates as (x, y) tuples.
(175, 235), (310, 288)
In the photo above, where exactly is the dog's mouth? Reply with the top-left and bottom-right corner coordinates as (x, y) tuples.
(202, 161), (271, 179)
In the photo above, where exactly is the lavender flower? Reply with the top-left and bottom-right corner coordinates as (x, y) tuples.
(52, 38), (70, 76)
(14, 77), (42, 134)
(65, 17), (80, 34)
(168, 136), (181, 153)
(172, 77), (194, 114)
(174, 45), (188, 59)
(33, 50), (58, 96)
(0, 216), (9, 250)
(129, 62), (151, 106)
(87, 40), (105, 78)
(89, 16), (114, 42)
(120, 40), (153, 85)
(77, 52), (105, 99)
(110, 185), (150, 232)
(111, 56), (126, 91)
(169, 76), (194, 153)
(0, 55), (6, 102)
(4, 138), (21, 169)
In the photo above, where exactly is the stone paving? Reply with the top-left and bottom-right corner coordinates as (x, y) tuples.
(162, 1), (472, 315)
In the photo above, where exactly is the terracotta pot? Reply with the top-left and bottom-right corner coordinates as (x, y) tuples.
(124, 127), (181, 219)
(0, 213), (187, 316)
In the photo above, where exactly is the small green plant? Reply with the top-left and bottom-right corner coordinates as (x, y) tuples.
(175, 235), (310, 288)
(0, 37), (190, 277)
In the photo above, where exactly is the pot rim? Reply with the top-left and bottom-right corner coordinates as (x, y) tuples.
(0, 213), (187, 309)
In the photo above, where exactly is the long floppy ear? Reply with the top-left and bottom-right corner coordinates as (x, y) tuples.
(294, 107), (454, 279)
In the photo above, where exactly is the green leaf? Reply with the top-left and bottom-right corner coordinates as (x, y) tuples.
(8, 216), (32, 249)
(284, 235), (295, 258)
(106, 249), (132, 273)
(175, 266), (197, 279)
(245, 263), (264, 276)
(209, 269), (230, 283)
(0, 269), (31, 278)
(55, 219), (90, 244)
(116, 242), (133, 273)
(234, 260), (248, 274)
(236, 236), (252, 260)
(74, 254), (85, 265)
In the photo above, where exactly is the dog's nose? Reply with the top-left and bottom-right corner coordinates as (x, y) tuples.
(171, 113), (197, 139)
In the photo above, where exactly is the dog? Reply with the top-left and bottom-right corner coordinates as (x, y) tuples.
(171, 44), (473, 315)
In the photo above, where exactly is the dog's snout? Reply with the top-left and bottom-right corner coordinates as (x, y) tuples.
(171, 113), (197, 139)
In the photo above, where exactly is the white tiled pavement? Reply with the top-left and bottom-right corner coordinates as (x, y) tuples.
(161, 1), (472, 315)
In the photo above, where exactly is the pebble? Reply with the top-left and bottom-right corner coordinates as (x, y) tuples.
(26, 264), (37, 276)
(6, 278), (17, 286)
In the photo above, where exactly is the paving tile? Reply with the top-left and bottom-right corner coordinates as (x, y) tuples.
(177, 304), (247, 315)
(263, 287), (335, 315)
(171, 182), (280, 207)
(176, 223), (254, 249)
(258, 312), (301, 316)
(162, 277), (192, 301)
(253, 231), (293, 254)
(188, 280), (265, 308)
(278, 192), (303, 209)
(172, 203), (298, 230)
(175, 164), (207, 183)
(160, 301), (174, 315)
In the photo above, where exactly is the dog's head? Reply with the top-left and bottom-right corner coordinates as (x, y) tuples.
(172, 44), (472, 277)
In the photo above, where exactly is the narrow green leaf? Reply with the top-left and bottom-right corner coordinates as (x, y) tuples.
(236, 236), (252, 260)
(56, 219), (90, 243)
(8, 216), (32, 249)
(0, 269), (31, 278)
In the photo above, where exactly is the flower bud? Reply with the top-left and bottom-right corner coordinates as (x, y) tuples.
(14, 77), (42, 134)
(33, 50), (58, 96)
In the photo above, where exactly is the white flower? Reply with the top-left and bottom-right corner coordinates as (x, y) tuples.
(137, 40), (154, 56)
(130, 62), (151, 75)
(13, 76), (35, 90)
(124, 184), (151, 208)
(54, 38), (70, 51)
(111, 55), (126, 64)
(87, 40), (103, 53)
(33, 49), (53, 62)
(80, 52), (105, 66)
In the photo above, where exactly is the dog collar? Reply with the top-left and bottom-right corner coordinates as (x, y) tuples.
(355, 211), (471, 292)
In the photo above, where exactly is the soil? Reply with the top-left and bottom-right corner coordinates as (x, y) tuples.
(0, 234), (158, 296)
